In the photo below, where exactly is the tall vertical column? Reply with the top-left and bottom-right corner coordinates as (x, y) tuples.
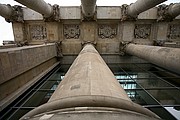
(125, 44), (180, 75)
(15, 0), (53, 18)
(127, 0), (167, 18)
(21, 44), (159, 120)
(81, 0), (97, 17)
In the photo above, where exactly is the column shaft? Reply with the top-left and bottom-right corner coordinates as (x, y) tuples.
(21, 44), (159, 119)
(168, 3), (180, 18)
(125, 44), (180, 75)
(15, 0), (52, 17)
(128, 0), (167, 17)
(0, 4), (13, 19)
(81, 0), (96, 17)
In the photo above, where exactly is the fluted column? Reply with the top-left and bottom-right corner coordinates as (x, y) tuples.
(0, 4), (13, 19)
(125, 44), (180, 75)
(128, 0), (167, 18)
(21, 44), (159, 120)
(15, 0), (53, 18)
(81, 0), (97, 17)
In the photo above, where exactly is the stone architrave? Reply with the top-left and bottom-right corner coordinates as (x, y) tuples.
(64, 24), (80, 39)
(98, 25), (117, 39)
(134, 24), (151, 39)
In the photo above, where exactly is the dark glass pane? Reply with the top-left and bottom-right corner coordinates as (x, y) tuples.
(135, 72), (157, 79)
(125, 89), (159, 105)
(23, 91), (53, 107)
(49, 73), (62, 81)
(9, 109), (29, 120)
(40, 81), (60, 89)
(136, 78), (174, 88)
(135, 63), (152, 70)
(147, 89), (180, 105)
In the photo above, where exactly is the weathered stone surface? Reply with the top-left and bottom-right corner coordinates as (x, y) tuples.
(12, 23), (25, 42)
(125, 44), (180, 75)
(30, 24), (47, 40)
(81, 22), (96, 43)
(60, 7), (81, 19)
(156, 22), (168, 41)
(134, 24), (151, 39)
(64, 24), (80, 39)
(122, 22), (134, 42)
(0, 44), (57, 85)
(23, 8), (43, 20)
(0, 58), (58, 110)
(47, 22), (59, 41)
(167, 24), (180, 39)
(138, 8), (157, 19)
(98, 24), (117, 39)
(97, 7), (121, 19)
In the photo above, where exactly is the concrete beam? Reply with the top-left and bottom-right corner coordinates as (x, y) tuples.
(125, 44), (180, 75)
(0, 4), (13, 19)
(21, 44), (159, 120)
(168, 3), (180, 18)
(15, 0), (53, 18)
(128, 0), (167, 18)
(81, 0), (97, 17)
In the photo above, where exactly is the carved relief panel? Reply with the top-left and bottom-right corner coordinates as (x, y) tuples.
(134, 24), (151, 39)
(30, 25), (47, 40)
(167, 24), (180, 39)
(98, 25), (117, 39)
(64, 24), (80, 39)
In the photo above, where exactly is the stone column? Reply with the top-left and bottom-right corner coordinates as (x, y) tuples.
(15, 0), (53, 18)
(0, 4), (13, 19)
(21, 44), (159, 120)
(128, 0), (167, 18)
(125, 44), (180, 74)
(168, 3), (180, 18)
(81, 0), (97, 17)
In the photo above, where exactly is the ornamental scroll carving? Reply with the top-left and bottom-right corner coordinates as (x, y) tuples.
(134, 24), (151, 39)
(64, 25), (80, 39)
(167, 24), (180, 39)
(98, 25), (117, 39)
(30, 25), (47, 40)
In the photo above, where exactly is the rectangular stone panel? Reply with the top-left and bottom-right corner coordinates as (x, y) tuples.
(97, 7), (121, 19)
